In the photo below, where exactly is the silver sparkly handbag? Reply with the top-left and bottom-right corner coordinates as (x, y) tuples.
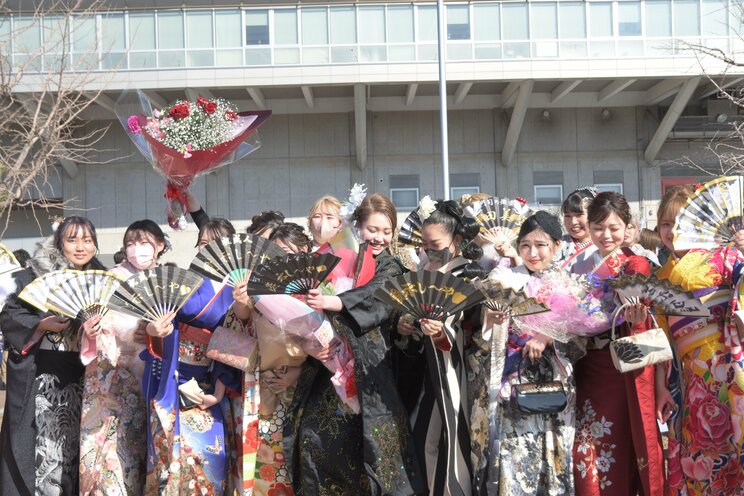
(609, 303), (672, 373)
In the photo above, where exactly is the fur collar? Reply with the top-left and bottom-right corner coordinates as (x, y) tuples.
(0, 273), (17, 309)
(27, 236), (106, 277)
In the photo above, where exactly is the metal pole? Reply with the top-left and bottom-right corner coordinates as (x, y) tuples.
(436, 0), (450, 200)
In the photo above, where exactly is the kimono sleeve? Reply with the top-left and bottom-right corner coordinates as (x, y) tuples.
(178, 278), (234, 329)
(0, 270), (44, 352)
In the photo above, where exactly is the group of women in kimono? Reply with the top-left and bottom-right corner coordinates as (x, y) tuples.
(0, 182), (743, 496)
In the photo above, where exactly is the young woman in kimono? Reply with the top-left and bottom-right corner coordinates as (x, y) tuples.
(399, 199), (485, 496)
(0, 217), (105, 496)
(286, 193), (424, 496)
(570, 192), (670, 495)
(555, 188), (598, 270)
(141, 218), (237, 495)
(653, 186), (744, 495)
(469, 211), (584, 495)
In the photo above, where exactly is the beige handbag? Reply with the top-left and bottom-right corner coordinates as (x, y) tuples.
(609, 303), (672, 373)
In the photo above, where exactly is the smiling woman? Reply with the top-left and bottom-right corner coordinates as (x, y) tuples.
(0, 217), (105, 496)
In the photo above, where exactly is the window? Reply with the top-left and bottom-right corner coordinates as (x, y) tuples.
(388, 5), (414, 43)
(72, 15), (97, 69)
(702, 0), (728, 37)
(674, 0), (701, 36)
(390, 174), (420, 209)
(534, 171), (564, 204)
(158, 11), (184, 50)
(594, 183), (623, 193)
(330, 7), (356, 44)
(618, 2), (641, 36)
(531, 3), (558, 40)
(589, 3), (613, 37)
(245, 10), (269, 45)
(473, 3), (500, 41)
(560, 3), (586, 39)
(14, 16), (41, 52)
(452, 186), (480, 199)
(594, 171), (623, 193)
(302, 8), (328, 45)
(503, 3), (529, 40)
(129, 12), (156, 68)
(450, 173), (481, 200)
(447, 4), (470, 40)
(645, 1), (672, 37)
(274, 10), (298, 45)
(390, 188), (420, 209)
(417, 5), (438, 42)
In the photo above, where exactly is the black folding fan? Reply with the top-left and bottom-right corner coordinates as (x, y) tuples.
(245, 252), (341, 295)
(189, 233), (285, 286)
(469, 278), (549, 317)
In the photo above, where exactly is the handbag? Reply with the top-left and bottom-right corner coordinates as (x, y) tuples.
(609, 302), (673, 373)
(206, 325), (257, 371)
(510, 353), (568, 415)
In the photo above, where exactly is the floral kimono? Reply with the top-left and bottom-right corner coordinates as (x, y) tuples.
(656, 246), (744, 495)
(571, 248), (666, 496)
(555, 235), (597, 271)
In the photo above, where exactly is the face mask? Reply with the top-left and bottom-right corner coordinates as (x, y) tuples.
(312, 218), (339, 245)
(425, 246), (453, 266)
(126, 244), (155, 270)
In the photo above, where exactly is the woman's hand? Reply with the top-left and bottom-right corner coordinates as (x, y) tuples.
(419, 318), (444, 338)
(303, 337), (341, 362)
(656, 385), (676, 423)
(146, 311), (176, 338)
(306, 289), (343, 313)
(133, 320), (148, 344)
(36, 316), (70, 333)
(397, 315), (419, 336)
(624, 302), (648, 324)
(493, 242), (518, 260)
(197, 393), (219, 409)
(232, 280), (254, 321)
(82, 315), (102, 338)
(265, 366), (302, 391)
(485, 309), (508, 328)
(522, 333), (553, 363)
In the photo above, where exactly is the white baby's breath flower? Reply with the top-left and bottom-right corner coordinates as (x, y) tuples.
(348, 183), (367, 206)
(417, 195), (437, 221)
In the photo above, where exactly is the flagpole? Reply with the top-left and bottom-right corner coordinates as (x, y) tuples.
(437, 0), (450, 200)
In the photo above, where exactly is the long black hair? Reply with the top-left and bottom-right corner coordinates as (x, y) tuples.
(423, 200), (485, 279)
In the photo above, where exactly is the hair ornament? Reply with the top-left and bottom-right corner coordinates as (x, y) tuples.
(339, 183), (368, 224)
(417, 195), (437, 221)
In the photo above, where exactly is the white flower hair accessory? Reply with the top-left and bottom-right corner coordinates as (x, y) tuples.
(339, 183), (368, 223)
(417, 195), (437, 221)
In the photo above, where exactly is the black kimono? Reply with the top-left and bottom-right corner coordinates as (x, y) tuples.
(285, 250), (425, 496)
(0, 238), (104, 496)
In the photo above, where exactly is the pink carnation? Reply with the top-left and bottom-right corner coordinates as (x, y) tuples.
(127, 115), (142, 134)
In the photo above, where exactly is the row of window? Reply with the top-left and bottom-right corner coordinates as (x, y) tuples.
(388, 171), (624, 209)
(1, 0), (739, 70)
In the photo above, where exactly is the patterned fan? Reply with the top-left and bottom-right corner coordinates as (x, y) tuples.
(18, 270), (82, 312)
(673, 176), (744, 250)
(245, 252), (340, 295)
(0, 243), (20, 277)
(46, 270), (122, 322)
(464, 197), (531, 246)
(190, 233), (285, 286)
(470, 278), (549, 317)
(107, 266), (204, 322)
(398, 210), (424, 248)
(606, 273), (709, 317)
(374, 270), (485, 321)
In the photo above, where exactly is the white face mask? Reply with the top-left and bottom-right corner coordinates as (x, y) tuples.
(311, 217), (339, 245)
(126, 243), (155, 270)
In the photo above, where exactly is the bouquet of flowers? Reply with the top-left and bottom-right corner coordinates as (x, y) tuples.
(116, 90), (271, 229)
(514, 270), (617, 342)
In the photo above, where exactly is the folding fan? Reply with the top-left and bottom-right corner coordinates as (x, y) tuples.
(0, 243), (20, 277)
(374, 270), (485, 321)
(189, 233), (285, 287)
(18, 270), (82, 313)
(45, 270), (122, 322)
(470, 278), (549, 317)
(673, 176), (744, 251)
(245, 252), (340, 295)
(464, 197), (531, 246)
(107, 266), (204, 322)
(398, 210), (424, 248)
(606, 273), (709, 317)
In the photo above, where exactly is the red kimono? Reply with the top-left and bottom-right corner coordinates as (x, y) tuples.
(571, 248), (666, 496)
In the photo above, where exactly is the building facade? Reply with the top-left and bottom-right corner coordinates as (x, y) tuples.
(2, 0), (744, 264)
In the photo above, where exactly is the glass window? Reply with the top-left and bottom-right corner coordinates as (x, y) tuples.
(589, 3), (613, 37)
(245, 10), (269, 45)
(451, 186), (480, 198)
(618, 2), (641, 36)
(359, 6), (385, 43)
(43, 15), (68, 52)
(158, 11), (184, 50)
(187, 11), (213, 48)
(15, 16), (41, 52)
(560, 3), (585, 39)
(129, 12), (155, 50)
(330, 7), (356, 44)
(447, 4), (470, 41)
(388, 5), (414, 43)
(390, 188), (419, 209)
(274, 9), (298, 45)
(674, 0), (701, 36)
(503, 3), (529, 40)
(473, 3), (500, 41)
(215, 10), (241, 47)
(702, 0), (728, 36)
(417, 5), (438, 42)
(302, 8), (328, 45)
(0, 17), (10, 55)
(100, 14), (125, 51)
(531, 3), (558, 40)
(645, 1), (672, 37)
(594, 183), (623, 193)
(534, 185), (563, 205)
(73, 16), (96, 52)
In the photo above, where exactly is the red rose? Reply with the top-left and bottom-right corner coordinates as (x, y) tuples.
(709, 456), (741, 493)
(688, 397), (733, 451)
(196, 97), (208, 108)
(666, 439), (684, 489)
(267, 482), (294, 496)
(345, 374), (357, 398)
(225, 111), (238, 121)
(169, 104), (190, 120)
(204, 101), (217, 115)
